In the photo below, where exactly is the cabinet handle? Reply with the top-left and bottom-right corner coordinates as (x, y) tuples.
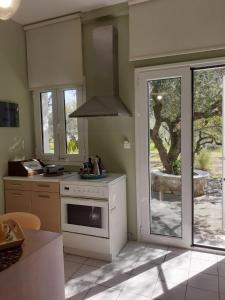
(12, 193), (23, 196)
(37, 194), (50, 199)
(37, 184), (50, 188)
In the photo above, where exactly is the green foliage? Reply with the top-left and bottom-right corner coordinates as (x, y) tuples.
(67, 138), (78, 154)
(150, 143), (156, 152)
(149, 78), (181, 123)
(197, 149), (211, 171)
(149, 67), (225, 174)
(172, 159), (181, 175)
(193, 68), (223, 154)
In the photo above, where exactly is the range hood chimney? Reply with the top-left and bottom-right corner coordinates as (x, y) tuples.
(69, 25), (131, 118)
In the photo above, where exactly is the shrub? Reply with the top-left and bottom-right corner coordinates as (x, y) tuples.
(67, 138), (78, 154)
(198, 149), (211, 170)
(172, 159), (181, 175)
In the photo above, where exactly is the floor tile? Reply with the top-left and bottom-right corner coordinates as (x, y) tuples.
(217, 254), (225, 263)
(118, 242), (147, 259)
(64, 260), (82, 281)
(71, 265), (99, 283)
(167, 246), (191, 256)
(64, 253), (88, 264)
(85, 258), (109, 268)
(85, 284), (121, 300)
(188, 273), (218, 292)
(65, 278), (92, 299)
(97, 272), (130, 288)
(218, 262), (225, 277)
(162, 254), (190, 271)
(67, 290), (89, 300)
(63, 242), (224, 300)
(134, 249), (167, 267)
(130, 261), (160, 276)
(191, 251), (218, 262)
(219, 276), (225, 295)
(185, 286), (219, 300)
(65, 265), (100, 298)
(117, 290), (149, 300)
(165, 251), (191, 261)
(121, 267), (159, 297)
(152, 280), (186, 300)
(145, 243), (169, 250)
(105, 256), (140, 274)
(159, 266), (189, 286)
(189, 258), (218, 276)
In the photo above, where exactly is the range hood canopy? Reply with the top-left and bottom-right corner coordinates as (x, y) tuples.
(70, 25), (131, 118)
(69, 96), (130, 117)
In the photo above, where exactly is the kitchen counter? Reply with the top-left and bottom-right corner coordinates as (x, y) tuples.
(3, 172), (74, 182)
(0, 230), (65, 300)
(3, 172), (125, 185)
(61, 172), (126, 186)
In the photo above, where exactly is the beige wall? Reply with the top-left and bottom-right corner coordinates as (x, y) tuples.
(0, 20), (34, 213)
(129, 0), (225, 61)
(83, 7), (137, 240)
(83, 3), (225, 240)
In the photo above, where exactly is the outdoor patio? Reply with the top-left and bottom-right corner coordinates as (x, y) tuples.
(151, 177), (225, 249)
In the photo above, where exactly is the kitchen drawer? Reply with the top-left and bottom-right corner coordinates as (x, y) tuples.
(32, 182), (59, 193)
(31, 192), (60, 232)
(4, 180), (33, 191)
(5, 190), (31, 213)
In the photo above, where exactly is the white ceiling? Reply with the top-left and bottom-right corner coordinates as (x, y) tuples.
(13, 0), (127, 25)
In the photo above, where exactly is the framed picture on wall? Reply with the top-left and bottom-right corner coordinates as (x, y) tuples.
(0, 101), (19, 127)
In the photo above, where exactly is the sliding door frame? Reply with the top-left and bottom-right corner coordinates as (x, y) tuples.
(191, 63), (225, 251)
(135, 57), (225, 249)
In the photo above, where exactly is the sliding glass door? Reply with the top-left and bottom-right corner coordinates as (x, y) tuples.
(192, 66), (225, 249)
(136, 59), (225, 250)
(135, 66), (192, 248)
(148, 77), (182, 238)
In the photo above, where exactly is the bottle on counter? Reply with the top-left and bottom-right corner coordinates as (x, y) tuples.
(88, 157), (93, 174)
(96, 156), (105, 175)
(93, 157), (100, 175)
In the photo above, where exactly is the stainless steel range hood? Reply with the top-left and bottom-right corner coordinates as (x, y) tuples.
(69, 25), (131, 118)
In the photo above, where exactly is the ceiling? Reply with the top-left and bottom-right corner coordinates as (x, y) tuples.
(13, 0), (127, 25)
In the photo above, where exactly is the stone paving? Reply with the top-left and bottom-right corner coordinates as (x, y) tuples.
(151, 178), (225, 249)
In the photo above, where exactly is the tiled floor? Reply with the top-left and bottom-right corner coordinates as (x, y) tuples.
(64, 242), (225, 299)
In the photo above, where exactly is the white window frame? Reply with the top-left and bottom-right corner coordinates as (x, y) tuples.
(33, 85), (88, 165)
(135, 57), (225, 249)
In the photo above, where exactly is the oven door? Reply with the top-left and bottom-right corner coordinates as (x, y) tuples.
(61, 197), (109, 238)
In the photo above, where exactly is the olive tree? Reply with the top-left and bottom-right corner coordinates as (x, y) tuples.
(149, 67), (224, 174)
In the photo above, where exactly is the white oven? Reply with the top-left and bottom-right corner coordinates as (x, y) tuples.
(61, 196), (109, 238)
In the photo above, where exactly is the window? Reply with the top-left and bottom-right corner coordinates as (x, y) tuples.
(33, 87), (87, 164)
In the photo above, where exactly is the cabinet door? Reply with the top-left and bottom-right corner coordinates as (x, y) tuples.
(4, 180), (33, 191)
(31, 192), (60, 232)
(5, 190), (32, 213)
(32, 182), (59, 193)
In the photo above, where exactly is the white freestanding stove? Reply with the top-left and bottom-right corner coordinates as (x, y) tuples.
(60, 173), (127, 261)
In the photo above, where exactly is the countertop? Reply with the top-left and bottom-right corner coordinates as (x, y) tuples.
(0, 229), (65, 300)
(3, 172), (75, 182)
(4, 172), (126, 185)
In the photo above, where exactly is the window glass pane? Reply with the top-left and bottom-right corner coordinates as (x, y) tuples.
(64, 90), (79, 154)
(193, 66), (225, 249)
(41, 92), (54, 154)
(148, 77), (182, 238)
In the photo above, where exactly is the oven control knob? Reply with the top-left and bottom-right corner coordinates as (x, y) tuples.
(64, 186), (70, 190)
